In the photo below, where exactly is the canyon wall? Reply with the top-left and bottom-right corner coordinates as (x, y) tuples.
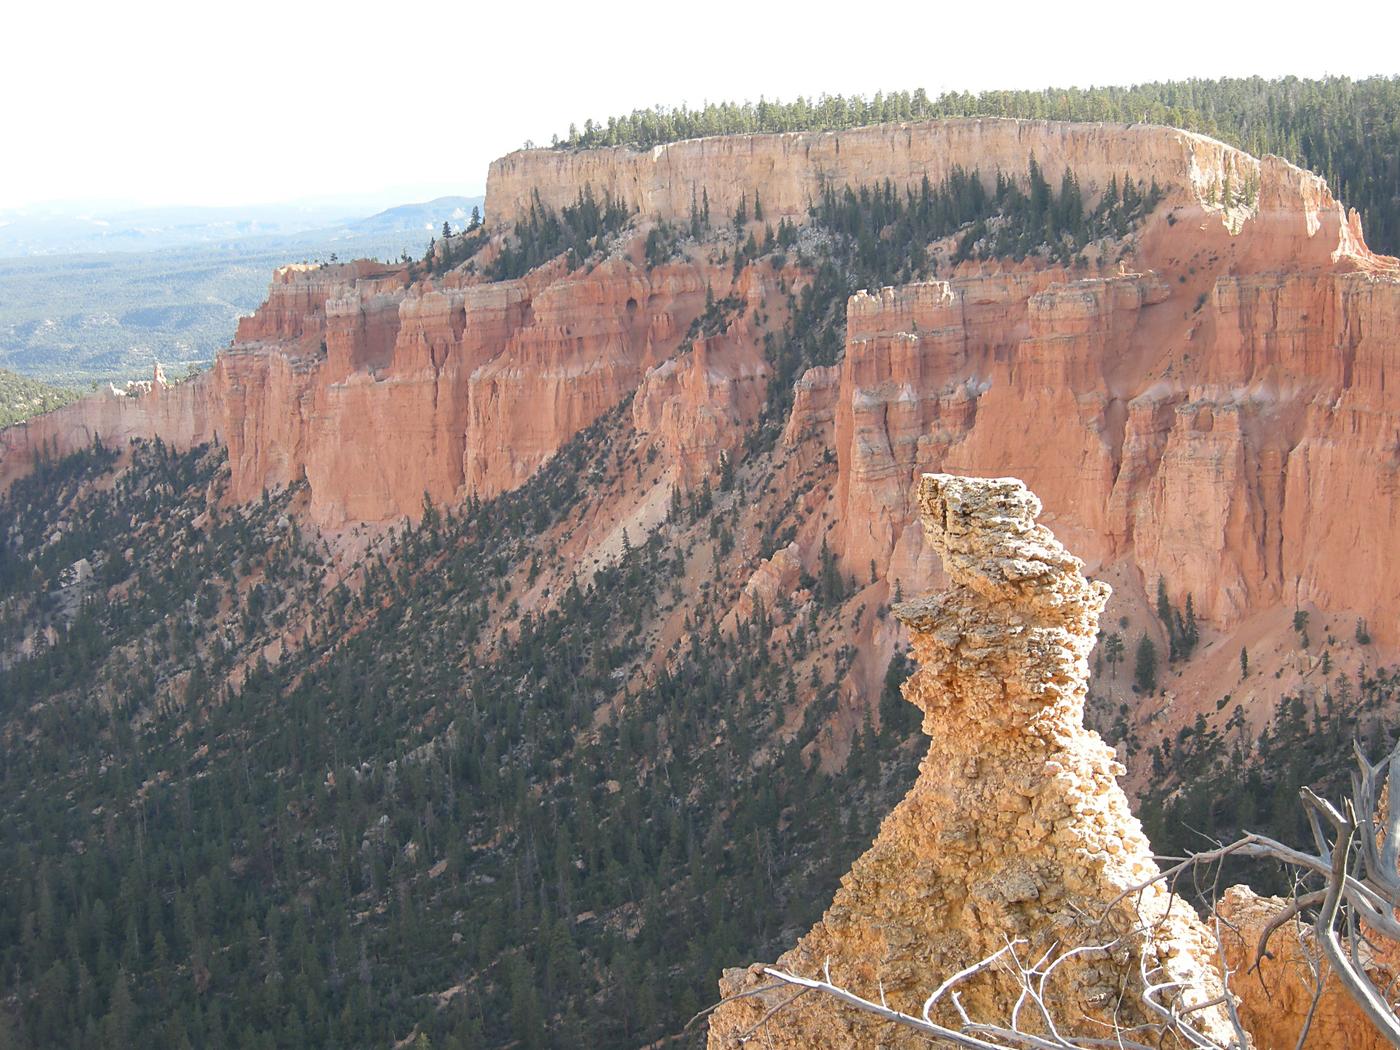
(812, 167), (1399, 642)
(1, 256), (768, 526)
(821, 265), (1400, 644)
(488, 118), (1362, 259)
(4, 118), (1397, 647)
(0, 367), (217, 490)
(708, 474), (1233, 1047)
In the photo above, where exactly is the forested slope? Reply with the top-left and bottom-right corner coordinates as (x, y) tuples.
(0, 367), (76, 427)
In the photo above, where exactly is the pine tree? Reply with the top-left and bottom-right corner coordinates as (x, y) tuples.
(1104, 632), (1125, 678)
(1134, 635), (1158, 693)
(102, 971), (134, 1046)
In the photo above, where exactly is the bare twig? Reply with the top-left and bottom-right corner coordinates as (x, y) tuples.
(1254, 889), (1327, 966)
(684, 980), (790, 1032)
(761, 960), (1162, 1050)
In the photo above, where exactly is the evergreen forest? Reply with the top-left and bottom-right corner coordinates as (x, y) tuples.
(0, 368), (77, 427)
(0, 427), (923, 1049)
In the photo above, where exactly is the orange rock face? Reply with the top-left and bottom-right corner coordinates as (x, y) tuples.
(0, 366), (216, 490)
(4, 118), (1398, 656)
(1217, 885), (1395, 1050)
(1, 253), (761, 527)
(812, 159), (1400, 644)
(824, 262), (1400, 644)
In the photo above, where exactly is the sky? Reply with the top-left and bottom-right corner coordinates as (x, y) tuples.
(3, 0), (1397, 212)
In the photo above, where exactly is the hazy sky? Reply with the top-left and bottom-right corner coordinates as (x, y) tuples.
(4, 0), (1396, 211)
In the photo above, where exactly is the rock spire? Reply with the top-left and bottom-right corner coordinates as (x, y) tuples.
(708, 473), (1234, 1047)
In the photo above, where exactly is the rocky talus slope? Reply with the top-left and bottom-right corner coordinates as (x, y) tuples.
(707, 473), (1234, 1048)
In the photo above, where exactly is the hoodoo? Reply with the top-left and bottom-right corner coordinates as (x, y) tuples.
(707, 473), (1233, 1047)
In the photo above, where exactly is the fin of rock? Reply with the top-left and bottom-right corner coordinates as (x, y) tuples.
(708, 473), (1234, 1048)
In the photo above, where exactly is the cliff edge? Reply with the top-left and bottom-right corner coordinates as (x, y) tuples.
(489, 118), (1369, 266)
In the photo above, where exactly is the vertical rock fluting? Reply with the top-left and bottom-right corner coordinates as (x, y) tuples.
(825, 257), (1400, 648)
(488, 119), (1273, 235)
(708, 473), (1233, 1048)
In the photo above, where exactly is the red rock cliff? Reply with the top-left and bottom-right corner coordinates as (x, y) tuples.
(819, 264), (1400, 646)
(4, 119), (1396, 656)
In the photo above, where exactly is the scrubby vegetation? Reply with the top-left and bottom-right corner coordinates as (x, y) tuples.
(0, 367), (77, 426)
(813, 160), (1162, 273)
(489, 187), (634, 280)
(1138, 668), (1400, 895)
(741, 161), (1160, 452)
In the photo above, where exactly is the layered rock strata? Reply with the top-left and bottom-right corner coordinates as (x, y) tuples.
(707, 473), (1233, 1047)
(821, 264), (1400, 644)
(1, 258), (760, 525)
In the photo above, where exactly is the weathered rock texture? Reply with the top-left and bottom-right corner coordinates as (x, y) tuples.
(489, 118), (1400, 651)
(818, 242), (1400, 646)
(1217, 885), (1394, 1050)
(707, 473), (1233, 1048)
(1, 257), (769, 526)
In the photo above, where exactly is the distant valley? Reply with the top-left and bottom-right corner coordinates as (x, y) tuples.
(0, 196), (482, 385)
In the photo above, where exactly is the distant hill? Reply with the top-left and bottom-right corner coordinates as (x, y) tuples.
(0, 367), (76, 427)
(0, 201), (359, 257)
(0, 196), (478, 257)
(348, 196), (480, 236)
(0, 196), (483, 384)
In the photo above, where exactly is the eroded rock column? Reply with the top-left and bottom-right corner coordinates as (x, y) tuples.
(708, 473), (1233, 1048)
